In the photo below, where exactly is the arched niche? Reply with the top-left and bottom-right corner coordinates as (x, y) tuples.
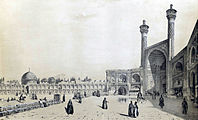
(133, 74), (140, 82)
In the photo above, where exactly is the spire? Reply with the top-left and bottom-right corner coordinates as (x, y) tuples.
(140, 20), (149, 67)
(170, 4), (173, 9)
(143, 20), (146, 25)
(166, 4), (177, 20)
(140, 20), (149, 34)
(166, 4), (177, 60)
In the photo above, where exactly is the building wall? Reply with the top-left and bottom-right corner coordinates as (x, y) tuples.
(139, 4), (198, 105)
(186, 21), (198, 102)
(0, 84), (23, 95)
(0, 82), (107, 96)
(170, 47), (187, 97)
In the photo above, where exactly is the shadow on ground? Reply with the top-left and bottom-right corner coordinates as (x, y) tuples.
(146, 95), (198, 120)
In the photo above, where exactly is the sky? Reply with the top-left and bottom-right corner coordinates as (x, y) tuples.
(0, 0), (197, 81)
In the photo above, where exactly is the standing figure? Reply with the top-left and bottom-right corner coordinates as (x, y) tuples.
(124, 98), (126, 103)
(35, 94), (38, 100)
(43, 97), (47, 101)
(7, 97), (10, 102)
(96, 90), (100, 97)
(39, 99), (44, 108)
(182, 98), (188, 114)
(79, 96), (82, 103)
(137, 92), (142, 102)
(19, 94), (23, 101)
(159, 95), (164, 109)
(133, 101), (139, 118)
(128, 101), (134, 117)
(62, 94), (65, 102)
(65, 99), (74, 115)
(102, 97), (108, 109)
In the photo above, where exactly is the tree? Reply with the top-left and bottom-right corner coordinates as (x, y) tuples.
(41, 78), (47, 83)
(70, 77), (76, 82)
(55, 78), (63, 84)
(48, 77), (56, 84)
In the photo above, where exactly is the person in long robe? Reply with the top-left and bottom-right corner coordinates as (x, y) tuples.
(133, 101), (139, 118)
(137, 92), (143, 102)
(39, 99), (44, 108)
(182, 98), (188, 114)
(62, 94), (65, 102)
(7, 97), (10, 102)
(128, 101), (134, 117)
(79, 96), (82, 103)
(65, 99), (74, 115)
(102, 97), (108, 109)
(35, 94), (38, 100)
(159, 95), (164, 109)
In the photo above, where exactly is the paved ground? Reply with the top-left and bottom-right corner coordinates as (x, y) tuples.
(1, 95), (183, 120)
(146, 95), (198, 120)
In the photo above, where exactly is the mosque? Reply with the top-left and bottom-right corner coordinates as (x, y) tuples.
(0, 5), (197, 104)
(106, 4), (198, 104)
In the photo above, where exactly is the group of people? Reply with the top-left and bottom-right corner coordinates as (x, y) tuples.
(128, 101), (139, 118)
(7, 97), (16, 102)
(102, 97), (139, 118)
(31, 93), (38, 100)
(65, 93), (189, 117)
(72, 92), (83, 103)
(65, 97), (139, 118)
(19, 94), (26, 101)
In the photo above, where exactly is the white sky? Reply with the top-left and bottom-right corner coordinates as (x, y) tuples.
(0, 0), (197, 81)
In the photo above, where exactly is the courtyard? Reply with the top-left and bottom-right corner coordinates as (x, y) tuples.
(1, 95), (183, 120)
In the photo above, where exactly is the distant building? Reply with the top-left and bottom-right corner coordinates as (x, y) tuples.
(0, 71), (107, 96)
(106, 69), (141, 95)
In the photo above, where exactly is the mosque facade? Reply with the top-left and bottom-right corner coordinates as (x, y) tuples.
(140, 4), (198, 104)
(105, 4), (198, 104)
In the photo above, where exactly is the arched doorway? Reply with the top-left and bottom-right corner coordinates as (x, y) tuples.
(133, 74), (140, 82)
(148, 50), (166, 94)
(118, 87), (127, 95)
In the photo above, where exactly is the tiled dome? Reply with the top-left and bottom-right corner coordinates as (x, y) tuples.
(21, 71), (37, 85)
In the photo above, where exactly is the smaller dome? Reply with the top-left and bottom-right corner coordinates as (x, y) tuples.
(21, 71), (37, 85)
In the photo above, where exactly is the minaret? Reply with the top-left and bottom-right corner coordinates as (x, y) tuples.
(140, 20), (149, 67)
(166, 4), (177, 60)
